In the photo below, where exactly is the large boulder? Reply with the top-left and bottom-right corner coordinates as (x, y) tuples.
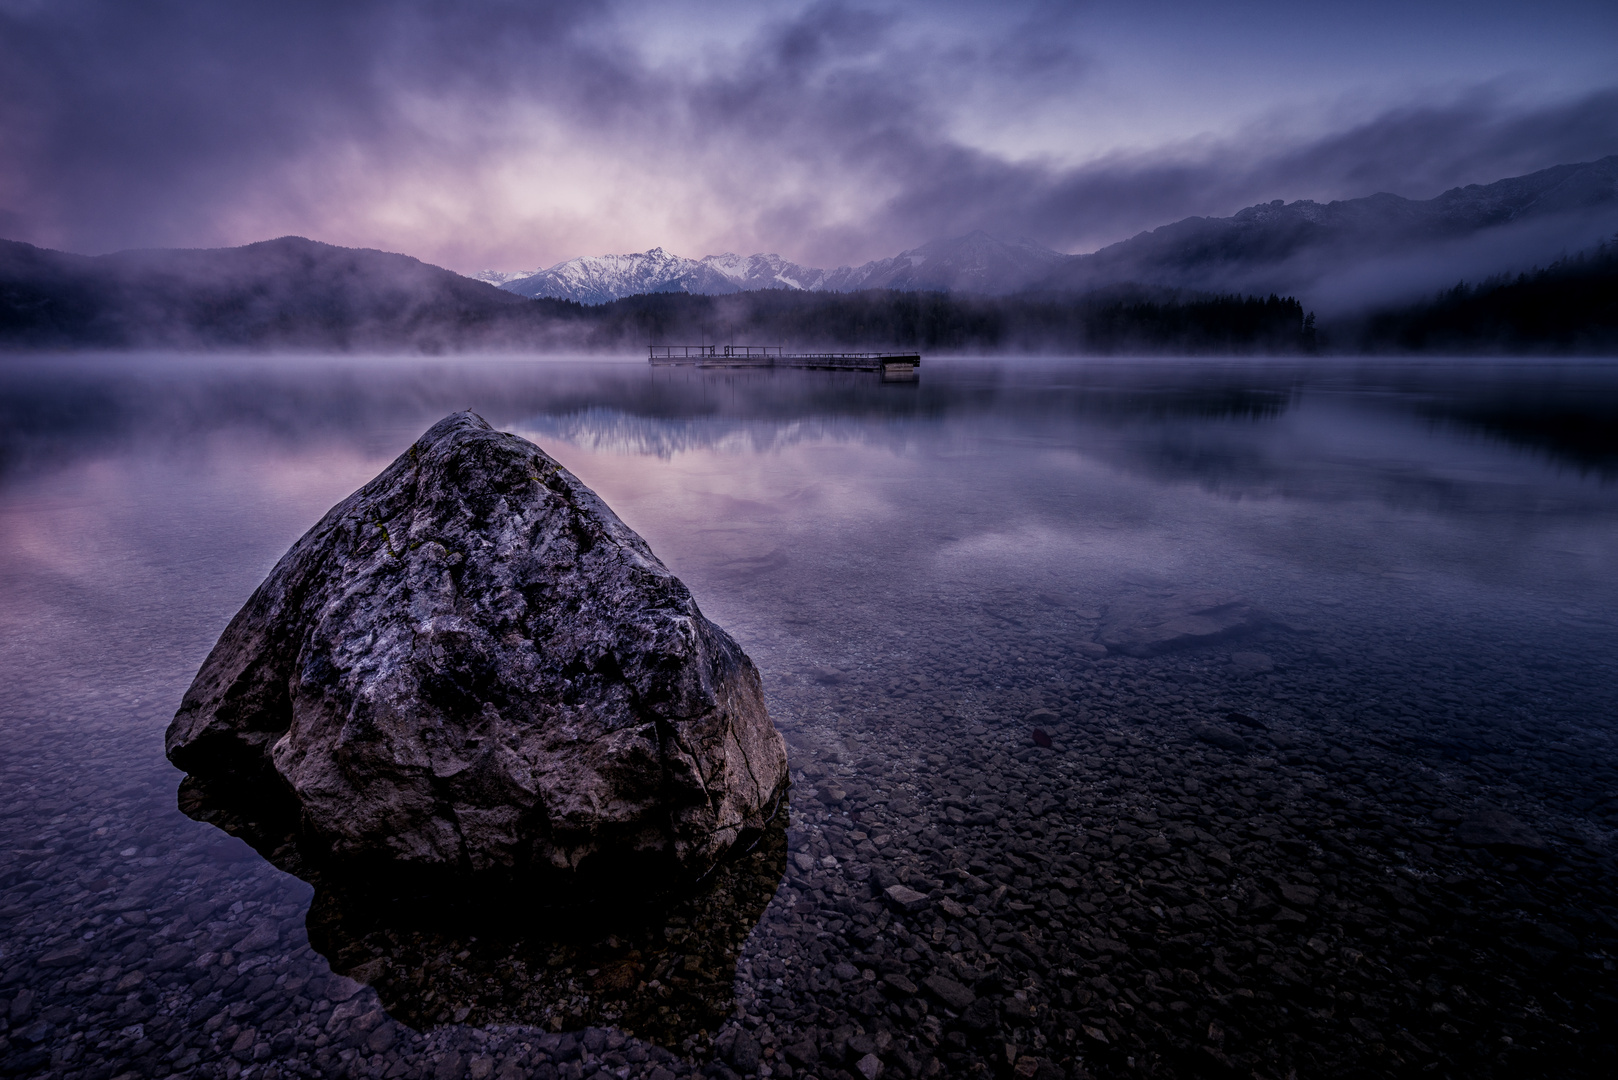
(167, 411), (788, 890)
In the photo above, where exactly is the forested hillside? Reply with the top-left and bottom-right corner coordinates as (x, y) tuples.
(1353, 241), (1618, 354)
(0, 237), (1316, 354)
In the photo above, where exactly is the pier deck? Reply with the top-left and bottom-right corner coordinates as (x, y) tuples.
(648, 346), (920, 379)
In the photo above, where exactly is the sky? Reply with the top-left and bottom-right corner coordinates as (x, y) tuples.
(1, 0), (1615, 274)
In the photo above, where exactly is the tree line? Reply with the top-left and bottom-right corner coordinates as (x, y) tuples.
(1350, 239), (1618, 354)
(543, 289), (1316, 355)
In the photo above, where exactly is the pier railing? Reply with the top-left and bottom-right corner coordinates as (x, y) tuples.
(648, 345), (785, 359)
(647, 346), (920, 377)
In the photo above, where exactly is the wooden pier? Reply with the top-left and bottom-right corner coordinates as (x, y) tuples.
(648, 345), (920, 381)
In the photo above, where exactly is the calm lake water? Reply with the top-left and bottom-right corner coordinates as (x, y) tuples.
(2, 355), (1615, 1080)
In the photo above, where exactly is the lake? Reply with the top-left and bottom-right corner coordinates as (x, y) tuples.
(1, 355), (1615, 1080)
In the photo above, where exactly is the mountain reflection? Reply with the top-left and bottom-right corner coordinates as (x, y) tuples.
(1430, 403), (1618, 477)
(517, 384), (1291, 458)
(1, 355), (1614, 498)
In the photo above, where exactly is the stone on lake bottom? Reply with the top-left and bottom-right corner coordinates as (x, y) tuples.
(1279, 882), (1319, 907)
(884, 884), (929, 912)
(1192, 725), (1248, 753)
(1456, 810), (1547, 852)
(728, 1031), (761, 1073)
(882, 973), (918, 996)
(1097, 589), (1269, 657)
(1539, 923), (1581, 951)
(962, 997), (999, 1031)
(922, 974), (977, 1012)
(36, 944), (88, 968)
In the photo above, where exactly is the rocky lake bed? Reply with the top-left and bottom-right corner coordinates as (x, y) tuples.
(2, 357), (1616, 1080)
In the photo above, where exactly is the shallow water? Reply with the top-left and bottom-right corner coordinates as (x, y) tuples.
(2, 355), (1616, 1080)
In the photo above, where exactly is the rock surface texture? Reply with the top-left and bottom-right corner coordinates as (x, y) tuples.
(167, 412), (787, 886)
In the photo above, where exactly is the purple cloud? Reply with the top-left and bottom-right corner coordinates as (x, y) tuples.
(1, 1), (1613, 271)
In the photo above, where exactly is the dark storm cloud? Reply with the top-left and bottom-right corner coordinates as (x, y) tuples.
(1, 0), (1614, 266)
(782, 85), (1618, 259)
(669, 6), (1618, 259)
(0, 0), (629, 252)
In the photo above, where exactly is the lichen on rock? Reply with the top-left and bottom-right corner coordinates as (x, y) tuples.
(167, 411), (788, 892)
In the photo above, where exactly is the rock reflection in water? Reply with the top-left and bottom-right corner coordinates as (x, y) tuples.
(177, 776), (787, 1043)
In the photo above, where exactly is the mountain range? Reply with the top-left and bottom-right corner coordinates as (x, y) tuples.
(481, 156), (1618, 310)
(2, 156), (1614, 352)
(0, 235), (528, 349)
(0, 231), (1322, 353)
(479, 231), (1070, 303)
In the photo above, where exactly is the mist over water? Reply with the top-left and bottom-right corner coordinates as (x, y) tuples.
(2, 355), (1616, 1080)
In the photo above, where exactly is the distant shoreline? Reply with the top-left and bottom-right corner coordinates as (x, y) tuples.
(3, 234), (1614, 357)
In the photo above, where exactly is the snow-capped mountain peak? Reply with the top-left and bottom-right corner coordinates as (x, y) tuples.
(493, 232), (1068, 303)
(478, 157), (1618, 307)
(471, 269), (541, 287)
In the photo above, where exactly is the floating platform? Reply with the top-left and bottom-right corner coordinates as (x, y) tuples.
(648, 346), (920, 381)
